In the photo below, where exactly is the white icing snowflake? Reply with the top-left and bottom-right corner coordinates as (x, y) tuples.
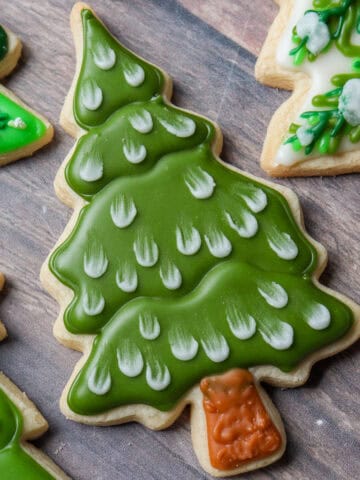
(339, 79), (360, 126)
(8, 117), (27, 129)
(296, 12), (330, 55)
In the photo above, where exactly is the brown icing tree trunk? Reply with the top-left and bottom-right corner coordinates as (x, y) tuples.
(200, 369), (282, 471)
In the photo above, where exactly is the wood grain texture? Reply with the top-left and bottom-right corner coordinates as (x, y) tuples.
(178, 0), (276, 55)
(0, 1), (359, 479)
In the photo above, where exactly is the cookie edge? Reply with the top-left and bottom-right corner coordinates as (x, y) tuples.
(255, 0), (360, 177)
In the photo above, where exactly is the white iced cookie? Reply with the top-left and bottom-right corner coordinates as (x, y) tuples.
(256, 0), (360, 177)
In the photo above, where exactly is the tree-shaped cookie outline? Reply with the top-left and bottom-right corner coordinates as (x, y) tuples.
(256, 0), (360, 177)
(0, 275), (69, 479)
(41, 3), (360, 476)
(0, 25), (53, 166)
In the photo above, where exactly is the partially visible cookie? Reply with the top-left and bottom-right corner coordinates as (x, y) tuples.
(0, 24), (53, 166)
(256, 0), (360, 177)
(0, 275), (69, 479)
(0, 24), (21, 78)
(0, 373), (70, 480)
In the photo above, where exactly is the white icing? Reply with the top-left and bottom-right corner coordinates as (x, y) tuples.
(79, 154), (103, 182)
(275, 143), (301, 166)
(169, 328), (199, 361)
(296, 12), (330, 55)
(139, 312), (160, 340)
(110, 193), (137, 228)
(225, 211), (258, 238)
(241, 188), (267, 213)
(296, 126), (315, 147)
(82, 290), (105, 316)
(275, 0), (357, 165)
(338, 79), (360, 126)
(176, 226), (201, 255)
(81, 79), (103, 111)
(259, 321), (294, 350)
(204, 230), (232, 258)
(276, 0), (314, 69)
(159, 116), (196, 138)
(226, 303), (256, 340)
(160, 262), (182, 290)
(115, 264), (138, 293)
(123, 63), (145, 87)
(133, 235), (159, 267)
(201, 331), (230, 363)
(146, 362), (171, 391)
(129, 110), (153, 133)
(83, 240), (108, 278)
(258, 282), (288, 309)
(305, 303), (331, 330)
(267, 229), (299, 260)
(93, 43), (116, 70)
(274, 143), (311, 166)
(296, 11), (319, 38)
(117, 342), (144, 377)
(123, 141), (147, 164)
(185, 167), (216, 199)
(87, 367), (111, 395)
(8, 117), (27, 129)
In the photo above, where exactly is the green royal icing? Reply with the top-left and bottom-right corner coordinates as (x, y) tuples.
(290, 0), (360, 65)
(285, 0), (360, 155)
(68, 261), (352, 413)
(74, 9), (164, 129)
(54, 145), (318, 334)
(0, 24), (48, 156)
(0, 93), (47, 155)
(66, 96), (213, 199)
(285, 65), (360, 154)
(0, 388), (54, 479)
(49, 9), (353, 414)
(0, 26), (8, 61)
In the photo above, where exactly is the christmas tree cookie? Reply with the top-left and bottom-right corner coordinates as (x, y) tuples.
(0, 275), (68, 479)
(256, 0), (360, 176)
(0, 24), (53, 166)
(41, 3), (360, 476)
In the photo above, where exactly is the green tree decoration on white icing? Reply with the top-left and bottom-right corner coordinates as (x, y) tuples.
(277, 0), (360, 162)
(290, 0), (356, 65)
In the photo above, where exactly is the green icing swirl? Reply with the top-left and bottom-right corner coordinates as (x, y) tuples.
(49, 9), (353, 414)
(334, 0), (360, 56)
(0, 388), (54, 479)
(0, 26), (8, 62)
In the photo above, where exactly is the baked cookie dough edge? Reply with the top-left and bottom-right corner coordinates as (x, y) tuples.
(255, 0), (360, 177)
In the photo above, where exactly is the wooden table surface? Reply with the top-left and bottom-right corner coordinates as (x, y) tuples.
(1, 1), (359, 479)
